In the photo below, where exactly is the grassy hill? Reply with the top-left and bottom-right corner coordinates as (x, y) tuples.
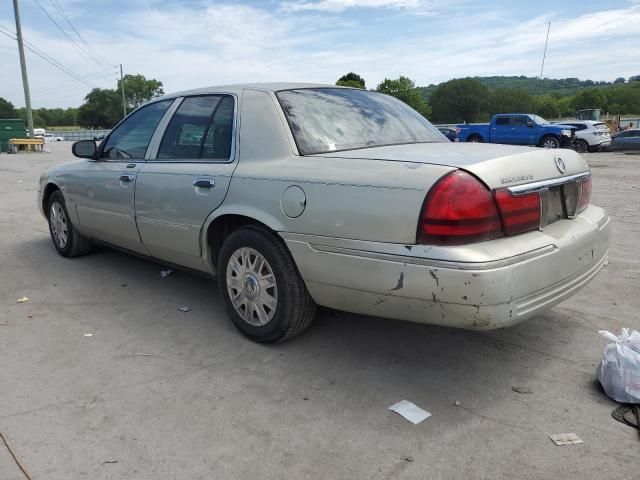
(418, 76), (620, 100)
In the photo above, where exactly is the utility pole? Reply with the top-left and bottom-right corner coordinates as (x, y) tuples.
(13, 0), (34, 138)
(536, 21), (551, 101)
(120, 64), (126, 118)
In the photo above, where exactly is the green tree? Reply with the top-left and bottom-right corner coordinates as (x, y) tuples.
(336, 72), (366, 89)
(77, 88), (122, 128)
(486, 88), (535, 116)
(118, 74), (164, 111)
(614, 77), (626, 84)
(571, 88), (607, 110)
(376, 76), (431, 118)
(0, 97), (16, 118)
(429, 78), (489, 123)
(535, 95), (561, 119)
(604, 83), (640, 114)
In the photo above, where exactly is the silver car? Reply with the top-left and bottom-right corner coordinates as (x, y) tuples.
(38, 84), (610, 342)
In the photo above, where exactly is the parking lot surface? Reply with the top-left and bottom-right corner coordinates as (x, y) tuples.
(1, 143), (639, 479)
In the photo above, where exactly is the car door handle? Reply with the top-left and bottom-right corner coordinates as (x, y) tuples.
(193, 178), (215, 188)
(119, 174), (134, 182)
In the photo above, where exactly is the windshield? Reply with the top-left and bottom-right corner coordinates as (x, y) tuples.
(276, 88), (444, 155)
(531, 115), (549, 125)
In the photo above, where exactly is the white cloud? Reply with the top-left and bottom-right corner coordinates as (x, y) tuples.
(1, 2), (639, 109)
(280, 0), (427, 12)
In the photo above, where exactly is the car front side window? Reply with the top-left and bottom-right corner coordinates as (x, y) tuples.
(101, 100), (173, 160)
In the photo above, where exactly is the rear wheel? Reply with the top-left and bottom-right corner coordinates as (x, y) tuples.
(540, 135), (560, 149)
(575, 139), (589, 153)
(47, 191), (92, 257)
(467, 135), (483, 143)
(217, 226), (316, 343)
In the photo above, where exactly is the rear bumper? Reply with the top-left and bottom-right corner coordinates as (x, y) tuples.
(282, 205), (610, 330)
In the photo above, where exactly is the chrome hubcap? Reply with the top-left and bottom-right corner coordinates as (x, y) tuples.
(226, 247), (278, 326)
(49, 202), (68, 248)
(543, 139), (558, 149)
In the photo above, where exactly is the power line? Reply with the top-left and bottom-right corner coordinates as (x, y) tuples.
(31, 0), (111, 75)
(0, 25), (97, 88)
(48, 0), (112, 68)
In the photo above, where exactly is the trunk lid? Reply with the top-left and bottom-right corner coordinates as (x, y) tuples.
(311, 142), (589, 190)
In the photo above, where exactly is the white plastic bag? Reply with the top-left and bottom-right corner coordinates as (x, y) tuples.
(596, 328), (640, 404)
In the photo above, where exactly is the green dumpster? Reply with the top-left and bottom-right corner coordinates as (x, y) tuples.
(0, 119), (27, 153)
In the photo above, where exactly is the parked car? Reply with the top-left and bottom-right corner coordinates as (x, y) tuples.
(437, 126), (460, 142)
(43, 133), (64, 142)
(38, 84), (610, 342)
(553, 120), (611, 153)
(457, 114), (576, 148)
(606, 129), (640, 152)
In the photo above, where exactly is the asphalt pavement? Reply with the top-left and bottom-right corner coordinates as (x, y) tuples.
(1, 143), (639, 479)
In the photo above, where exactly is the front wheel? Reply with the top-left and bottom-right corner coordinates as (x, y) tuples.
(218, 226), (316, 343)
(540, 135), (560, 149)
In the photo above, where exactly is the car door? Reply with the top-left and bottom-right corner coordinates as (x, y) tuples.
(627, 131), (640, 152)
(507, 115), (531, 145)
(134, 94), (237, 271)
(491, 116), (511, 143)
(72, 99), (174, 254)
(609, 131), (630, 151)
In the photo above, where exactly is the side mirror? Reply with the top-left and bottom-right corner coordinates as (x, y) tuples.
(72, 140), (97, 159)
(526, 120), (534, 128)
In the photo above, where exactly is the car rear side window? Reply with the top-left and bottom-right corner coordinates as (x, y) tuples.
(276, 88), (443, 155)
(495, 117), (509, 126)
(102, 100), (172, 160)
(157, 95), (234, 161)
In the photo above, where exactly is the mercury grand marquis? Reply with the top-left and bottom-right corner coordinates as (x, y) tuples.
(38, 84), (610, 342)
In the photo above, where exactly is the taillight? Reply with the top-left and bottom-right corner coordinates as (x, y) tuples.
(494, 189), (541, 235)
(577, 176), (591, 213)
(417, 171), (503, 245)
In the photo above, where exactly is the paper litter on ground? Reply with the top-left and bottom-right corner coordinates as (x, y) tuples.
(84, 333), (94, 337)
(388, 400), (432, 424)
(16, 297), (29, 303)
(161, 269), (174, 278)
(178, 306), (192, 312)
(548, 433), (583, 446)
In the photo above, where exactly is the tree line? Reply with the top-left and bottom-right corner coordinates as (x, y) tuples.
(1, 72), (639, 127)
(0, 74), (164, 129)
(337, 72), (640, 124)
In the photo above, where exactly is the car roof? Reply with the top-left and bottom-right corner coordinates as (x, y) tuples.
(154, 82), (342, 101)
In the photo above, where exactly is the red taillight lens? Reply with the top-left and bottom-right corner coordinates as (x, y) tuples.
(577, 176), (591, 213)
(494, 189), (541, 235)
(418, 171), (503, 245)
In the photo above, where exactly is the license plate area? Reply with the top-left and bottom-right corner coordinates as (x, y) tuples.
(542, 182), (580, 227)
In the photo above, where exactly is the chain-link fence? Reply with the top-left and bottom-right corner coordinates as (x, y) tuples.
(53, 130), (111, 141)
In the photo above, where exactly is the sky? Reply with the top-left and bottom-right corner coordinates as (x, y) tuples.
(1, 0), (639, 108)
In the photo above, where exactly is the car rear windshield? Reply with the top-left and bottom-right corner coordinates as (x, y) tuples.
(276, 88), (444, 155)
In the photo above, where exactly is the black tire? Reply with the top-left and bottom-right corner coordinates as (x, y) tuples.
(217, 226), (316, 343)
(47, 191), (92, 257)
(575, 139), (589, 153)
(539, 135), (560, 149)
(467, 135), (483, 143)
